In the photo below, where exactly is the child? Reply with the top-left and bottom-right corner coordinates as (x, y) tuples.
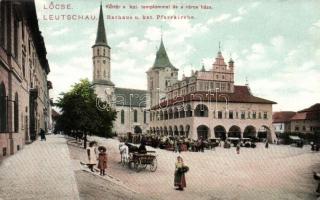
(86, 141), (97, 172)
(236, 142), (240, 154)
(97, 146), (107, 176)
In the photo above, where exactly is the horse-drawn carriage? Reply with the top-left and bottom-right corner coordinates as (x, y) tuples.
(120, 143), (157, 172)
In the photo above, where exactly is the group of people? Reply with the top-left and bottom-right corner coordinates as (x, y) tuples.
(86, 141), (108, 176)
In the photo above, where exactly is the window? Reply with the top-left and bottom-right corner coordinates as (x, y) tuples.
(295, 126), (299, 131)
(218, 111), (223, 119)
(263, 112), (268, 119)
(133, 110), (138, 122)
(103, 49), (105, 56)
(13, 16), (19, 58)
(143, 111), (146, 124)
(97, 49), (100, 55)
(229, 111), (233, 119)
(221, 83), (226, 91)
(241, 111), (245, 119)
(0, 82), (7, 132)
(14, 93), (19, 132)
(22, 54), (26, 77)
(302, 126), (306, 131)
(195, 104), (208, 117)
(253, 111), (256, 119)
(120, 110), (125, 124)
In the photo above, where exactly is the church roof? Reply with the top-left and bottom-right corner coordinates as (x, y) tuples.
(152, 38), (177, 70)
(152, 85), (276, 109)
(93, 4), (109, 47)
(114, 87), (147, 107)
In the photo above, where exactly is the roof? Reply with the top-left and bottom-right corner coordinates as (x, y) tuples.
(152, 38), (177, 70)
(291, 112), (307, 120)
(114, 87), (147, 107)
(93, 4), (109, 47)
(152, 85), (276, 109)
(92, 79), (115, 86)
(291, 103), (320, 121)
(298, 103), (320, 112)
(23, 0), (50, 74)
(272, 111), (296, 123)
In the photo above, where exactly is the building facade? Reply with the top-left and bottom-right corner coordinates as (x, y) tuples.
(148, 48), (277, 142)
(0, 0), (51, 158)
(272, 111), (296, 135)
(290, 104), (320, 134)
(272, 104), (320, 136)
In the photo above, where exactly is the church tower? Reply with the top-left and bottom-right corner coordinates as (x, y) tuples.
(92, 4), (114, 103)
(147, 37), (178, 108)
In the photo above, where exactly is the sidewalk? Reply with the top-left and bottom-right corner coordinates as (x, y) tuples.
(0, 135), (80, 200)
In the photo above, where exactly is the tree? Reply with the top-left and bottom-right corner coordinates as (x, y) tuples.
(55, 79), (116, 141)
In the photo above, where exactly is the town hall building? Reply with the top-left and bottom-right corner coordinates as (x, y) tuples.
(92, 4), (277, 142)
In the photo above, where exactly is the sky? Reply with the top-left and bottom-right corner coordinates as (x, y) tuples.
(35, 0), (320, 112)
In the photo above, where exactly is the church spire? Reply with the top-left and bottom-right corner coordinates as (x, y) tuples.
(152, 37), (177, 70)
(95, 3), (108, 46)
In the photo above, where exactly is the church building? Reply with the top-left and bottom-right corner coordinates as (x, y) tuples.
(92, 5), (277, 142)
(91, 4), (148, 135)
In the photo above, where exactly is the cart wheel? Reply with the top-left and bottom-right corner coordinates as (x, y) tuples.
(135, 159), (142, 172)
(128, 161), (135, 169)
(150, 157), (157, 172)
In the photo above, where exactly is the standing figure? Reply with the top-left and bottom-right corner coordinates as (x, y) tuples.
(86, 141), (97, 172)
(174, 156), (187, 191)
(265, 140), (269, 148)
(236, 142), (240, 154)
(97, 146), (108, 176)
(39, 128), (46, 141)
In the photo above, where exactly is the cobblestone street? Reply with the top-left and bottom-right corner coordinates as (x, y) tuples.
(0, 135), (79, 200)
(0, 135), (319, 200)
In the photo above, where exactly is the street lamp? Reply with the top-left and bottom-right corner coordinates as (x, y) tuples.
(215, 88), (219, 112)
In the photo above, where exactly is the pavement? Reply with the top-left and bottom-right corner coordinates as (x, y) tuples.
(0, 135), (80, 200)
(88, 136), (320, 200)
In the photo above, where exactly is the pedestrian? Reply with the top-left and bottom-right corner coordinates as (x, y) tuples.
(236, 142), (240, 154)
(174, 140), (178, 153)
(174, 156), (188, 191)
(265, 140), (269, 148)
(83, 133), (87, 149)
(97, 146), (108, 176)
(39, 128), (46, 141)
(86, 141), (97, 172)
